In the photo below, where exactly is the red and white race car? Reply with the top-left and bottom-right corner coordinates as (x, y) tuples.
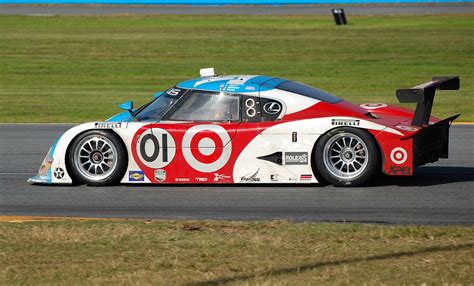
(29, 69), (460, 187)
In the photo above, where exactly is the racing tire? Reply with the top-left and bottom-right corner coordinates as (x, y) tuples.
(314, 127), (379, 187)
(68, 130), (128, 186)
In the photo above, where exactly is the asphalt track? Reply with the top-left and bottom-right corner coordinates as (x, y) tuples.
(0, 3), (473, 15)
(0, 124), (473, 224)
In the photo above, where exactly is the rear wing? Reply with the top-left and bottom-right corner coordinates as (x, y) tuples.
(396, 76), (460, 126)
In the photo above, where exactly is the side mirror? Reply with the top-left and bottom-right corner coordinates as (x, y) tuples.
(153, 92), (164, 99)
(119, 101), (133, 111)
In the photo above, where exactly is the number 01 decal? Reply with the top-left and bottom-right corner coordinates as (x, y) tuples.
(136, 128), (176, 169)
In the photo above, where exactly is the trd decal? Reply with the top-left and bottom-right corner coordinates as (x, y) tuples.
(182, 125), (232, 173)
(136, 128), (176, 169)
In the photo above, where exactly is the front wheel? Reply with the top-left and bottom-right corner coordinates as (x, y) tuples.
(314, 127), (379, 187)
(68, 130), (128, 186)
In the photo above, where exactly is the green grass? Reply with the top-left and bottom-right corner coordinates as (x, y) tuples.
(0, 219), (473, 284)
(0, 14), (472, 122)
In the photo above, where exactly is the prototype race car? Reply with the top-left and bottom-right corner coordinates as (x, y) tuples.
(28, 69), (460, 187)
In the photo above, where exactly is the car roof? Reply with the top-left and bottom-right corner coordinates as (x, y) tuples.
(176, 75), (288, 93)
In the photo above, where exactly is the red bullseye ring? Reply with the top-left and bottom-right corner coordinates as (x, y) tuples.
(390, 147), (408, 165)
(190, 131), (223, 163)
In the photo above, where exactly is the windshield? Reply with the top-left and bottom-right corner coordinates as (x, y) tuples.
(136, 87), (187, 121)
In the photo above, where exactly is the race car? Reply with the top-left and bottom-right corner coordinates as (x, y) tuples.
(28, 69), (460, 187)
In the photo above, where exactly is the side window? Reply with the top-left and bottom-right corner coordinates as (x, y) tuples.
(168, 90), (240, 122)
(261, 98), (284, 121)
(242, 95), (261, 122)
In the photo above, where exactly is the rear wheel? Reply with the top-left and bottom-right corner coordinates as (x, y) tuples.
(68, 130), (127, 186)
(315, 127), (379, 187)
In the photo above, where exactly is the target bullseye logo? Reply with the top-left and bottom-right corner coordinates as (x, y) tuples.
(360, 103), (388, 110)
(182, 125), (232, 172)
(390, 147), (408, 165)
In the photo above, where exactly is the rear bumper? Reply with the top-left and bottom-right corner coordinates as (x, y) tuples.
(412, 114), (459, 167)
(377, 114), (459, 176)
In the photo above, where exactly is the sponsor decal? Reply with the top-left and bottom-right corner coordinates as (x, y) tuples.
(53, 167), (64, 179)
(388, 166), (412, 175)
(154, 169), (166, 182)
(300, 174), (312, 181)
(95, 122), (122, 129)
(245, 86), (256, 91)
(225, 84), (240, 92)
(263, 102), (282, 114)
(390, 147), (408, 165)
(129, 170), (144, 182)
(240, 168), (260, 183)
(196, 177), (208, 182)
(270, 174), (278, 182)
(182, 125), (232, 173)
(214, 173), (231, 182)
(360, 103), (388, 110)
(285, 152), (308, 165)
(136, 128), (176, 169)
(331, 119), (360, 126)
(258, 151), (308, 166)
(289, 177), (298, 182)
(396, 125), (418, 132)
(166, 88), (181, 96)
(175, 178), (190, 182)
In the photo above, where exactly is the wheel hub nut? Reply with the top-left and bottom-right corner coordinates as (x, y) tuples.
(342, 149), (354, 162)
(91, 152), (103, 163)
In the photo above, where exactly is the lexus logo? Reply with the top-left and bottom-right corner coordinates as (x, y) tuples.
(263, 102), (282, 114)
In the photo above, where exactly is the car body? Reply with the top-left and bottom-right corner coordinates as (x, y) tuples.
(28, 70), (460, 187)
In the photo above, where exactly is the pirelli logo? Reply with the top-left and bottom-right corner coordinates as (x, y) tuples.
(331, 119), (360, 126)
(95, 122), (123, 129)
